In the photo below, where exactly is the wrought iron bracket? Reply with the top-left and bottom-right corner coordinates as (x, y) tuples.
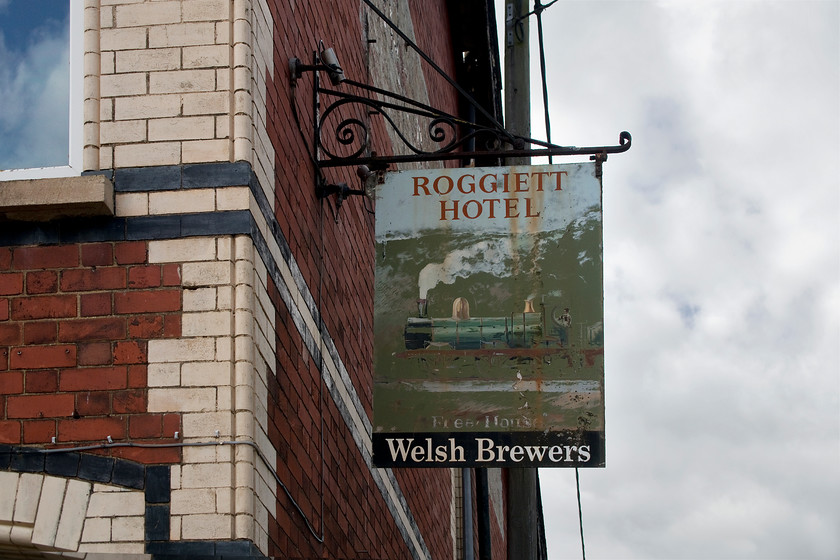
(314, 180), (367, 222)
(315, 181), (366, 200)
(290, 50), (631, 173)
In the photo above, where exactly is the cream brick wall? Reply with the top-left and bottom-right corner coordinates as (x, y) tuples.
(83, 0), (273, 176)
(78, 484), (145, 554)
(247, 0), (275, 204)
(144, 235), (270, 552)
(146, 232), (236, 549)
(96, 0), (236, 169)
(245, 234), (275, 554)
(66, 0), (279, 554)
(116, 186), (250, 218)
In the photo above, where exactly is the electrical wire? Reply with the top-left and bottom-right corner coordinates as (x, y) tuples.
(575, 467), (586, 559)
(362, 0), (511, 139)
(527, 2), (589, 557)
(534, 0), (553, 163)
(316, 133), (329, 548)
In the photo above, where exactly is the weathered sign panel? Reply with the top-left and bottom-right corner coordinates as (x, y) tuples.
(372, 163), (605, 467)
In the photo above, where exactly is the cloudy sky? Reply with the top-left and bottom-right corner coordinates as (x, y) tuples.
(0, 0), (70, 170)
(493, 1), (839, 558)
(0, 0), (835, 557)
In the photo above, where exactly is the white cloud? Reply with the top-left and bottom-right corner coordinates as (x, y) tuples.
(0, 12), (69, 169)
(517, 1), (839, 558)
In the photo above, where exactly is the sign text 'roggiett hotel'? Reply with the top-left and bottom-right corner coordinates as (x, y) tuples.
(410, 169), (569, 221)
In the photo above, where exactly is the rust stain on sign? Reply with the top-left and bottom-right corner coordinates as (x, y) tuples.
(373, 162), (605, 467)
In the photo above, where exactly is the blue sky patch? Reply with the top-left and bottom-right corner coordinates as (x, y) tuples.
(0, 0), (70, 170)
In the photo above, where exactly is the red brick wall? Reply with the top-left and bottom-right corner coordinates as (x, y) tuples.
(262, 1), (462, 558)
(266, 273), (429, 559)
(0, 242), (182, 464)
(267, 0), (378, 413)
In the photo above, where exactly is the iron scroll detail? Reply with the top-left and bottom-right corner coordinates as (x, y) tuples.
(292, 57), (631, 170)
(315, 84), (522, 167)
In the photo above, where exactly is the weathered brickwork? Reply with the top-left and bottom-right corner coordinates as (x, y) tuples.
(264, 1), (464, 558)
(1, 0), (507, 558)
(0, 241), (182, 464)
(264, 271), (436, 559)
(266, 0), (376, 414)
(408, 2), (459, 123)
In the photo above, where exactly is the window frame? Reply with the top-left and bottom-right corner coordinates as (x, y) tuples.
(0, 0), (84, 181)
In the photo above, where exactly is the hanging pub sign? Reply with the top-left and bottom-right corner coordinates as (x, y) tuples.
(372, 162), (605, 468)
